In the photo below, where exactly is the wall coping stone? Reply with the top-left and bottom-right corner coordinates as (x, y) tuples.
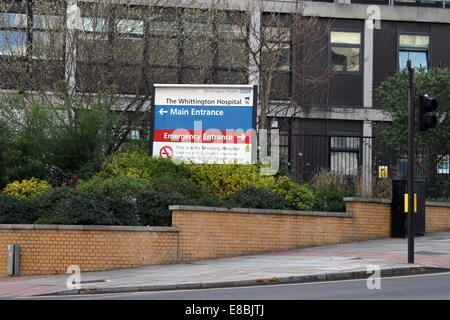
(0, 224), (179, 232)
(343, 197), (392, 204)
(344, 198), (449, 208)
(425, 201), (450, 208)
(169, 205), (354, 218)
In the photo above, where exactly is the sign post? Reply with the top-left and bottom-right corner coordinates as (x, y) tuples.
(149, 84), (257, 164)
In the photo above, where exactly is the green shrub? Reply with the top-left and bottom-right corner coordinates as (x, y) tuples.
(194, 194), (227, 207)
(187, 163), (277, 197)
(0, 194), (36, 224)
(136, 189), (192, 226)
(272, 176), (316, 210)
(149, 174), (211, 201)
(313, 188), (354, 212)
(32, 187), (113, 225)
(227, 186), (286, 209)
(2, 177), (52, 199)
(188, 163), (315, 210)
(96, 152), (189, 180)
(0, 119), (10, 189)
(77, 175), (152, 199)
(106, 197), (141, 226)
(311, 169), (355, 212)
(0, 90), (120, 187)
(427, 197), (450, 203)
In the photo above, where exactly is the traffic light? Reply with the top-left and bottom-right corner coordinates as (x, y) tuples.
(418, 95), (438, 131)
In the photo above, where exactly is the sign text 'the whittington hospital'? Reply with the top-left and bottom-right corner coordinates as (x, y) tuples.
(162, 97), (249, 117)
(165, 97), (246, 106)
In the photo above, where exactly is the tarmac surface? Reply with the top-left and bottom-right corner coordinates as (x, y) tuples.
(1, 231), (450, 298)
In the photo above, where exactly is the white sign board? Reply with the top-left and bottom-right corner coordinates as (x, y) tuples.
(150, 84), (257, 164)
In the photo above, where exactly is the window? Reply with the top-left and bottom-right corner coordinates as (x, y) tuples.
(0, 13), (26, 56)
(262, 25), (292, 99)
(329, 136), (360, 176)
(128, 129), (140, 140)
(329, 31), (361, 73)
(437, 155), (449, 174)
(116, 18), (144, 64)
(398, 34), (430, 70)
(32, 14), (65, 60)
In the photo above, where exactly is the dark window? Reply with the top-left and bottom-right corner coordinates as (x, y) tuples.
(261, 23), (292, 100)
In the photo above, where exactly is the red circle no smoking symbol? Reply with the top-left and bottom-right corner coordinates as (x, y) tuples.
(159, 146), (173, 159)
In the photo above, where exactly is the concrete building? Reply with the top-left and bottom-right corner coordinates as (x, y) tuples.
(1, 0), (449, 195)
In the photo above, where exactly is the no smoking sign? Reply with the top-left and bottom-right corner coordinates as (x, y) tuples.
(159, 146), (173, 159)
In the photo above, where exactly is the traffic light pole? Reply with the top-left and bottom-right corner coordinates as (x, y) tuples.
(407, 60), (415, 264)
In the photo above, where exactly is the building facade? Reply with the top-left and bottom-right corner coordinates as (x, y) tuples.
(1, 0), (449, 195)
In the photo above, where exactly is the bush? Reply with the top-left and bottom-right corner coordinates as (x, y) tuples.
(0, 119), (10, 189)
(136, 189), (192, 226)
(32, 187), (114, 225)
(0, 90), (119, 187)
(227, 186), (286, 209)
(3, 177), (52, 199)
(427, 197), (450, 202)
(96, 152), (189, 180)
(0, 194), (36, 224)
(149, 174), (212, 201)
(77, 175), (152, 199)
(311, 169), (355, 212)
(188, 163), (315, 210)
(187, 163), (277, 197)
(271, 176), (316, 210)
(106, 197), (141, 226)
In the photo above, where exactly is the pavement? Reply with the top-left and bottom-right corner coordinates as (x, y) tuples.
(1, 231), (450, 298)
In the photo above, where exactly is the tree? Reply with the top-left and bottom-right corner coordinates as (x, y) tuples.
(374, 66), (449, 194)
(0, 87), (121, 186)
(223, 0), (331, 130)
(0, 0), (239, 153)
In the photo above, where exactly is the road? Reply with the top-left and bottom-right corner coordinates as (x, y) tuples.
(24, 272), (450, 300)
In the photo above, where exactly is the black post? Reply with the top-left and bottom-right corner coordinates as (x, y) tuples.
(407, 60), (415, 264)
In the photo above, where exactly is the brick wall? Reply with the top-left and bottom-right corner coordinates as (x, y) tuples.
(1, 200), (448, 278)
(426, 202), (450, 233)
(171, 199), (449, 262)
(344, 198), (392, 241)
(171, 206), (355, 262)
(345, 198), (450, 236)
(0, 225), (179, 278)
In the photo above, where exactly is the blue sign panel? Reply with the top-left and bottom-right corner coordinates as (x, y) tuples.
(153, 105), (253, 131)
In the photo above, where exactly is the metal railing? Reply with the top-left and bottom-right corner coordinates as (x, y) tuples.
(278, 133), (449, 198)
